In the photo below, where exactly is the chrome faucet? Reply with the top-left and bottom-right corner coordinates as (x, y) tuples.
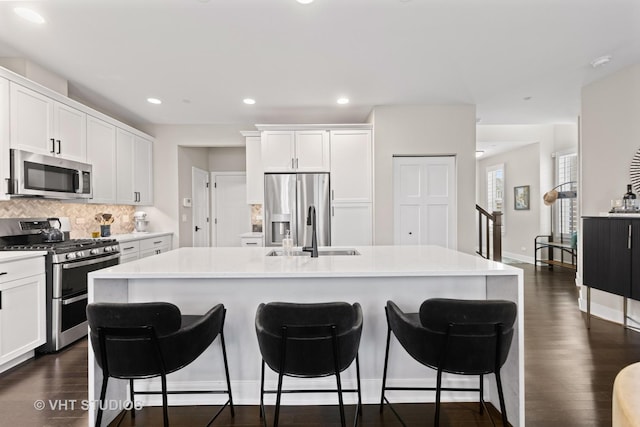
(302, 205), (318, 258)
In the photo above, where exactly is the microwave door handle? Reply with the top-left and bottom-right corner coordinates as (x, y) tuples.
(74, 171), (81, 193)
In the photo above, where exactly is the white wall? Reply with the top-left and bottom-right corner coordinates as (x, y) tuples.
(145, 124), (253, 247)
(475, 124), (578, 262)
(580, 63), (640, 323)
(371, 105), (476, 254)
(476, 143), (540, 262)
(208, 147), (246, 172)
(178, 147), (210, 247)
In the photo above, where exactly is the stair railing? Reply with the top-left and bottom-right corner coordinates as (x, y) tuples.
(476, 205), (502, 262)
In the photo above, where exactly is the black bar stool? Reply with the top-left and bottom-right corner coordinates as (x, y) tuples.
(380, 298), (517, 426)
(255, 301), (363, 427)
(87, 302), (234, 427)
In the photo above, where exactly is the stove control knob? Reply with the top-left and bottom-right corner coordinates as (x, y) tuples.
(104, 246), (112, 252)
(76, 251), (85, 258)
(66, 252), (77, 260)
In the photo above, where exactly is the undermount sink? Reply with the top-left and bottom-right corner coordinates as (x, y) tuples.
(266, 248), (360, 257)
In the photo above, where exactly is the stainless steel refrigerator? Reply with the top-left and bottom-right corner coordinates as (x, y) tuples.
(264, 173), (330, 247)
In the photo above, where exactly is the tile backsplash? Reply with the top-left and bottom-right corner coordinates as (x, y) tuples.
(0, 199), (135, 238)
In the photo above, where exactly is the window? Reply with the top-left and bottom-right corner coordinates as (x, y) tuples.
(487, 164), (504, 213)
(555, 152), (577, 238)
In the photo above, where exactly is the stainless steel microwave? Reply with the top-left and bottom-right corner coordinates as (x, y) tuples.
(8, 149), (92, 199)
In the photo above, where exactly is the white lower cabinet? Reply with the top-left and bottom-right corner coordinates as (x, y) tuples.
(118, 240), (141, 264)
(117, 234), (173, 264)
(331, 203), (372, 246)
(0, 256), (46, 371)
(139, 235), (172, 258)
(240, 235), (264, 247)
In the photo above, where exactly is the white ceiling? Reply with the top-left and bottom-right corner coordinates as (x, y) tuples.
(0, 0), (638, 129)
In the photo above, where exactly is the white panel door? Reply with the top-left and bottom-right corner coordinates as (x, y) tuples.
(192, 167), (210, 247)
(393, 156), (456, 248)
(213, 173), (251, 247)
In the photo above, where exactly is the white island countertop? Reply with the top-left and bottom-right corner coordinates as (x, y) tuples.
(88, 245), (524, 427)
(92, 245), (520, 279)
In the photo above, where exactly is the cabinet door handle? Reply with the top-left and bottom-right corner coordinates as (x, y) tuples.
(50, 138), (56, 153)
(245, 242), (258, 245)
(0, 290), (2, 310)
(0, 271), (7, 276)
(296, 158), (299, 169)
(332, 206), (334, 216)
(123, 246), (135, 251)
(154, 241), (162, 244)
(56, 140), (61, 154)
(629, 224), (633, 249)
(291, 158), (294, 169)
(331, 189), (334, 200)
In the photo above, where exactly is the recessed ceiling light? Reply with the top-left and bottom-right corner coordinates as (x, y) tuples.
(243, 98), (256, 105)
(590, 55), (612, 68)
(297, 0), (314, 4)
(337, 97), (349, 105)
(476, 150), (485, 158)
(13, 7), (45, 24)
(147, 98), (162, 105)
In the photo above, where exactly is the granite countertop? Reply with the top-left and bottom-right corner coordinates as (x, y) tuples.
(89, 245), (521, 280)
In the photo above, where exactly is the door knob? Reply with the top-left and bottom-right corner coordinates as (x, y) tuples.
(195, 226), (201, 231)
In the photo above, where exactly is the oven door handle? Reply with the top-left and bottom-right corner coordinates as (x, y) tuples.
(62, 293), (88, 305)
(61, 253), (121, 269)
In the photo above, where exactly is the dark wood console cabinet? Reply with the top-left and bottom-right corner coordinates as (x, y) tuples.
(582, 216), (640, 327)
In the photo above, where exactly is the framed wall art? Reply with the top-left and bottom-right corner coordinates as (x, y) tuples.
(514, 185), (530, 210)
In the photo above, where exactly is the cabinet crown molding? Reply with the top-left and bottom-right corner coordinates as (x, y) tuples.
(255, 123), (372, 131)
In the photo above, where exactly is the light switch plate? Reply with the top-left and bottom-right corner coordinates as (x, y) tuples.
(183, 198), (192, 207)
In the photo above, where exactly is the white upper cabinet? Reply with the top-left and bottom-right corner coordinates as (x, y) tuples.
(330, 130), (372, 203)
(134, 136), (153, 206)
(54, 102), (87, 162)
(0, 77), (9, 201)
(86, 116), (117, 204)
(116, 129), (153, 205)
(244, 133), (264, 204)
(9, 83), (86, 162)
(261, 130), (329, 172)
(295, 130), (330, 171)
(116, 129), (136, 205)
(329, 129), (373, 246)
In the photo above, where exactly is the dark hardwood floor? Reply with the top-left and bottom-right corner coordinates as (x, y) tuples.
(1, 263), (639, 426)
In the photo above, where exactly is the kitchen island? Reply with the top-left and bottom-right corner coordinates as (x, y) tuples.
(88, 245), (524, 426)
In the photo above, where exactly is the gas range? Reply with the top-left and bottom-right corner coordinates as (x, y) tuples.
(0, 238), (120, 263)
(0, 217), (121, 353)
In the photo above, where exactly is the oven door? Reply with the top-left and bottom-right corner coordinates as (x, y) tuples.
(52, 253), (120, 299)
